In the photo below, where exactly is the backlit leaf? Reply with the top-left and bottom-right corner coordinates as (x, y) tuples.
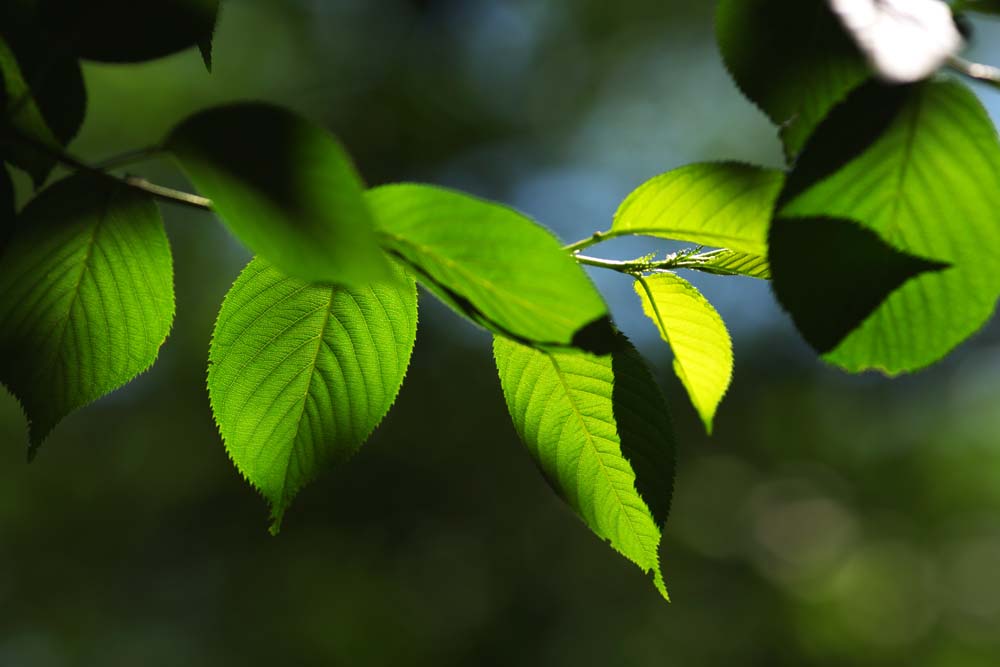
(370, 183), (613, 353)
(494, 333), (676, 600)
(770, 216), (948, 355)
(691, 249), (770, 280)
(167, 103), (390, 286)
(209, 258), (418, 531)
(612, 162), (784, 256)
(780, 79), (1000, 373)
(0, 174), (174, 453)
(635, 273), (733, 434)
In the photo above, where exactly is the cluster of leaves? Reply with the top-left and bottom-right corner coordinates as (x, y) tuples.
(1, 0), (999, 600)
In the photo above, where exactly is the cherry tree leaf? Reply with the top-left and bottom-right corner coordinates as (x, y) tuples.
(494, 333), (676, 600)
(635, 273), (733, 434)
(167, 103), (391, 286)
(0, 174), (174, 454)
(209, 258), (418, 531)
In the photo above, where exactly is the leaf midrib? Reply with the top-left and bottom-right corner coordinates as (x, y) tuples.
(379, 230), (586, 331)
(545, 352), (657, 560)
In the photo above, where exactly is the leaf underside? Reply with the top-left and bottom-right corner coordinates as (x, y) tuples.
(209, 258), (418, 531)
(494, 334), (676, 600)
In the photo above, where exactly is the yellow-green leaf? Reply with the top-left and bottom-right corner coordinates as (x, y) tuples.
(635, 273), (733, 433)
(612, 162), (784, 255)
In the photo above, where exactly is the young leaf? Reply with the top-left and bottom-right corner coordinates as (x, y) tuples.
(369, 184), (613, 353)
(716, 0), (869, 159)
(493, 334), (676, 600)
(40, 0), (219, 70)
(166, 103), (390, 286)
(770, 217), (948, 355)
(691, 249), (770, 280)
(612, 162), (784, 256)
(635, 274), (733, 434)
(780, 80), (1000, 373)
(0, 31), (86, 186)
(208, 258), (418, 532)
(0, 174), (174, 454)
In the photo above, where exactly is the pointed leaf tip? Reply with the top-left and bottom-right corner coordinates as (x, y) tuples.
(0, 174), (174, 451)
(209, 258), (418, 527)
(635, 274), (733, 434)
(494, 333), (676, 599)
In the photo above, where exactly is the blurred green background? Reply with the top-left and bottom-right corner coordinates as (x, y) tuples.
(3, 1), (1000, 665)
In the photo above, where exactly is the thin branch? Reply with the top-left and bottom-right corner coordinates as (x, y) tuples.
(947, 56), (1000, 90)
(573, 254), (644, 273)
(122, 176), (212, 210)
(564, 231), (612, 253)
(1, 131), (212, 211)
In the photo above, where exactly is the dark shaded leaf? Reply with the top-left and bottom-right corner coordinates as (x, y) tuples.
(770, 216), (948, 355)
(716, 0), (869, 159)
(166, 103), (390, 286)
(780, 79), (1000, 372)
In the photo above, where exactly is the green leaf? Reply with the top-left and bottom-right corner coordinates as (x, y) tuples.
(369, 183), (613, 353)
(780, 79), (1000, 373)
(716, 0), (869, 159)
(691, 249), (770, 280)
(612, 162), (784, 256)
(41, 0), (219, 69)
(0, 29), (86, 186)
(635, 274), (733, 434)
(0, 174), (174, 454)
(166, 103), (390, 286)
(770, 217), (948, 355)
(208, 258), (418, 532)
(493, 334), (676, 600)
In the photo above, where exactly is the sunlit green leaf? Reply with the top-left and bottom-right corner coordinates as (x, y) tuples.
(370, 183), (613, 353)
(635, 273), (733, 434)
(494, 334), (675, 600)
(716, 0), (869, 159)
(691, 249), (770, 280)
(209, 258), (418, 532)
(612, 162), (784, 255)
(780, 79), (1000, 373)
(167, 103), (390, 286)
(0, 174), (174, 454)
